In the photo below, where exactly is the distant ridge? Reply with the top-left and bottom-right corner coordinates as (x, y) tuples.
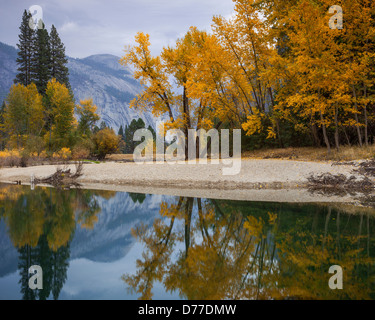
(0, 42), (157, 131)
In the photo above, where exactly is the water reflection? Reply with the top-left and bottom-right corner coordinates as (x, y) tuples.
(0, 184), (374, 300)
(123, 197), (375, 300)
(0, 184), (115, 300)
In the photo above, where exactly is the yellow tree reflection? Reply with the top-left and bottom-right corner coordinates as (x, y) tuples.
(124, 198), (375, 300)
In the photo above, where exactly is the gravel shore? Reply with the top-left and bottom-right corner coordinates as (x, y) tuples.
(0, 159), (363, 202)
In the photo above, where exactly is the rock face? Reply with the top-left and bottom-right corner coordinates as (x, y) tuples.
(0, 189), (169, 277)
(68, 54), (158, 131)
(70, 192), (165, 263)
(0, 42), (157, 131)
(0, 42), (18, 104)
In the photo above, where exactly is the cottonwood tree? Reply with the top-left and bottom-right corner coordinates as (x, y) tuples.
(3, 83), (45, 148)
(45, 79), (76, 150)
(121, 28), (237, 159)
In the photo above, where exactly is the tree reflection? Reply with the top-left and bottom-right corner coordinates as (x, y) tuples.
(129, 193), (147, 205)
(123, 198), (375, 300)
(0, 184), (114, 300)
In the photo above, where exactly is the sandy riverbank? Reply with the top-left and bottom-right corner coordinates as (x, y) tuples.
(0, 159), (368, 203)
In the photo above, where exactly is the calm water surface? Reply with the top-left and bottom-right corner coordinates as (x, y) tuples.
(0, 183), (374, 300)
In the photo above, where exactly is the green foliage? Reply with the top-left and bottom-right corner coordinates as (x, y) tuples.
(123, 118), (155, 154)
(49, 25), (70, 90)
(15, 13), (71, 95)
(129, 192), (146, 204)
(118, 125), (124, 137)
(0, 185), (110, 300)
(76, 99), (100, 137)
(14, 10), (34, 86)
(2, 11), (99, 158)
(44, 79), (75, 150)
(31, 24), (51, 94)
(3, 83), (45, 149)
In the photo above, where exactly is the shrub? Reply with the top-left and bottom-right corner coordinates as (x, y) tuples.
(93, 128), (120, 160)
(53, 148), (72, 161)
(72, 145), (91, 160)
(0, 149), (22, 167)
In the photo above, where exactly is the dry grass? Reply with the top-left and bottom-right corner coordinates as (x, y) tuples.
(242, 145), (375, 162)
(104, 145), (375, 163)
(105, 153), (169, 162)
(105, 154), (135, 162)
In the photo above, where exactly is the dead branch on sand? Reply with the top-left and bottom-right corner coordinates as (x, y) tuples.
(307, 172), (374, 195)
(34, 162), (83, 188)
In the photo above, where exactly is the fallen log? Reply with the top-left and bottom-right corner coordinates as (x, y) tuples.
(33, 162), (83, 188)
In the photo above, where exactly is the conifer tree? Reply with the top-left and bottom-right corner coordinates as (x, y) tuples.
(31, 22), (51, 94)
(14, 10), (35, 86)
(118, 125), (124, 137)
(49, 25), (70, 89)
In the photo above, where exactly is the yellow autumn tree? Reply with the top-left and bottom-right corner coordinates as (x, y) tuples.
(76, 98), (100, 137)
(212, 0), (281, 144)
(121, 28), (239, 159)
(45, 78), (76, 150)
(3, 83), (45, 149)
(259, 0), (375, 151)
(93, 127), (120, 160)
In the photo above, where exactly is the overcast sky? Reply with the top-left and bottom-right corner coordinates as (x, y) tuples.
(0, 0), (234, 58)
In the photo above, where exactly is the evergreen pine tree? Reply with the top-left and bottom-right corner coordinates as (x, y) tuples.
(18, 245), (37, 300)
(99, 121), (107, 130)
(14, 10), (35, 86)
(31, 22), (51, 94)
(124, 119), (147, 154)
(49, 25), (70, 89)
(118, 125), (124, 137)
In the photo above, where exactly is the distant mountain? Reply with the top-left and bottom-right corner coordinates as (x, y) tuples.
(0, 42), (18, 104)
(0, 42), (157, 131)
(0, 190), (168, 277)
(68, 54), (158, 131)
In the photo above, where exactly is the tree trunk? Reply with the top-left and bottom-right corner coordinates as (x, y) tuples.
(334, 106), (340, 151)
(322, 207), (332, 252)
(364, 86), (369, 147)
(311, 123), (321, 147)
(199, 121), (223, 159)
(184, 198), (193, 258)
(183, 86), (191, 160)
(342, 126), (351, 146)
(364, 105), (368, 147)
(276, 119), (283, 148)
(268, 87), (284, 148)
(320, 112), (331, 155)
(352, 86), (363, 147)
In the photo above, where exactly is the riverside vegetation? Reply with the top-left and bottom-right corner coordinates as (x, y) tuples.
(1, 1), (375, 169)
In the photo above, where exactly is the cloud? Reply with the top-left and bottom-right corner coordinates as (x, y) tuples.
(0, 0), (234, 58)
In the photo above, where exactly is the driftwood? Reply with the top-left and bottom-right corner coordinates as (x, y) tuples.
(309, 159), (375, 196)
(352, 159), (375, 178)
(307, 172), (374, 196)
(33, 162), (83, 188)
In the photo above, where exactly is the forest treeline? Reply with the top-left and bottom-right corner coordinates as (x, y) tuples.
(1, 1), (375, 164)
(0, 10), (120, 164)
(122, 0), (375, 154)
